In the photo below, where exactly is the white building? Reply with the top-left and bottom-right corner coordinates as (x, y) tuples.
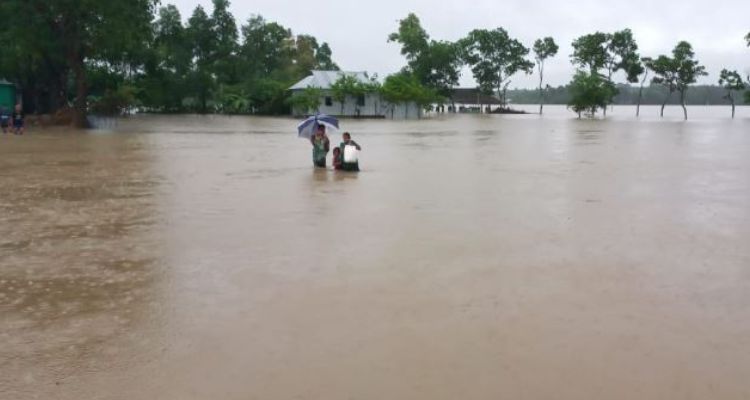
(289, 70), (421, 119)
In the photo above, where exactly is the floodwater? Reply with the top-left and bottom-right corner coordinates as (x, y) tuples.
(2, 106), (750, 400)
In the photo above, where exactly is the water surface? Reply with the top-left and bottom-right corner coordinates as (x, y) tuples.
(2, 106), (750, 399)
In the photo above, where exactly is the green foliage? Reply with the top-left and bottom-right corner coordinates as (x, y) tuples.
(650, 42), (707, 98)
(647, 41), (707, 118)
(567, 71), (617, 117)
(719, 69), (746, 93)
(533, 38), (559, 62)
(388, 14), (462, 98)
(718, 69), (746, 116)
(571, 32), (610, 74)
(287, 87), (322, 115)
(0, 1), (340, 120)
(89, 85), (140, 116)
(0, 0), (158, 125)
(461, 28), (533, 103)
(388, 14), (430, 63)
(533, 37), (559, 113)
(380, 72), (439, 106)
(570, 30), (643, 115)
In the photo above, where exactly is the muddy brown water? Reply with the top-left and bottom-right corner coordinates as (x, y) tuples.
(1, 106), (750, 400)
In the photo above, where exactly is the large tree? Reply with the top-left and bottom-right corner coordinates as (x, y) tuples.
(567, 70), (616, 117)
(649, 41), (707, 120)
(137, 5), (193, 112)
(211, 0), (239, 85)
(388, 14), (462, 100)
(186, 5), (218, 113)
(571, 30), (641, 116)
(1, 0), (157, 127)
(533, 37), (559, 115)
(461, 28), (534, 106)
(718, 69), (746, 118)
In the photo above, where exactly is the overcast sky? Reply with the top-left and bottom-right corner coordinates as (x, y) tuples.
(171, 0), (749, 89)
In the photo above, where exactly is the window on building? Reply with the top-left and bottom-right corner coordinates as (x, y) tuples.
(357, 95), (365, 107)
(325, 96), (333, 106)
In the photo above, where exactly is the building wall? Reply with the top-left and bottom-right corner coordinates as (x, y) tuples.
(291, 90), (421, 119)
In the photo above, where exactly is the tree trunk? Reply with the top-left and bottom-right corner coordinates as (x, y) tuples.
(660, 92), (671, 117)
(730, 93), (735, 118)
(636, 71), (648, 117)
(538, 63), (544, 115)
(70, 51), (89, 128)
(680, 90), (687, 120)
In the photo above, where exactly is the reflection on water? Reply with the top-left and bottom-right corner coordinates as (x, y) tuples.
(2, 107), (750, 400)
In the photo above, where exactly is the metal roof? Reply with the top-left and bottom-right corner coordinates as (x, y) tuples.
(289, 70), (371, 90)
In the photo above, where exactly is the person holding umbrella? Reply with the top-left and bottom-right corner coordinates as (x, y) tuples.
(298, 114), (338, 168)
(310, 124), (330, 168)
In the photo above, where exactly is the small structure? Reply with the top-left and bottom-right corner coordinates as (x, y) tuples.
(289, 70), (420, 118)
(449, 88), (504, 113)
(0, 79), (17, 111)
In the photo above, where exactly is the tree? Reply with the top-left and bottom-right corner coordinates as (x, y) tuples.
(388, 14), (429, 65)
(0, 1), (68, 114)
(650, 41), (707, 120)
(388, 14), (462, 99)
(635, 57), (652, 117)
(533, 37), (559, 114)
(567, 70), (616, 118)
(0, 0), (157, 127)
(187, 6), (217, 113)
(461, 28), (534, 107)
(718, 69), (746, 118)
(211, 0), (239, 85)
(571, 32), (610, 74)
(316, 43), (339, 71)
(571, 30), (641, 116)
(288, 87), (322, 115)
(330, 74), (360, 115)
(380, 72), (437, 119)
(137, 4), (193, 112)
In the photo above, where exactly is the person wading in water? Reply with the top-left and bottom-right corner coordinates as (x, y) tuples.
(339, 132), (362, 172)
(310, 125), (330, 168)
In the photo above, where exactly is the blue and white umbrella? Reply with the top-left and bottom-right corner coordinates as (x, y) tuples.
(297, 114), (339, 139)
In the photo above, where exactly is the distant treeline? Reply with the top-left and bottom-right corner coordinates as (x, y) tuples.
(507, 84), (744, 106)
(0, 1), (747, 126)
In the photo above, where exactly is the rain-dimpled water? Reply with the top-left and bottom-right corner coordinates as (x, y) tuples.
(1, 106), (750, 400)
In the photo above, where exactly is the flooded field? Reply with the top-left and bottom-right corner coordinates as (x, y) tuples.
(2, 106), (750, 399)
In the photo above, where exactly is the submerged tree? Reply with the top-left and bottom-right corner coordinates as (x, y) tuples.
(461, 28), (534, 106)
(571, 29), (641, 116)
(567, 70), (617, 117)
(650, 41), (707, 120)
(0, 0), (157, 127)
(533, 37), (559, 115)
(635, 57), (652, 117)
(718, 69), (746, 118)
